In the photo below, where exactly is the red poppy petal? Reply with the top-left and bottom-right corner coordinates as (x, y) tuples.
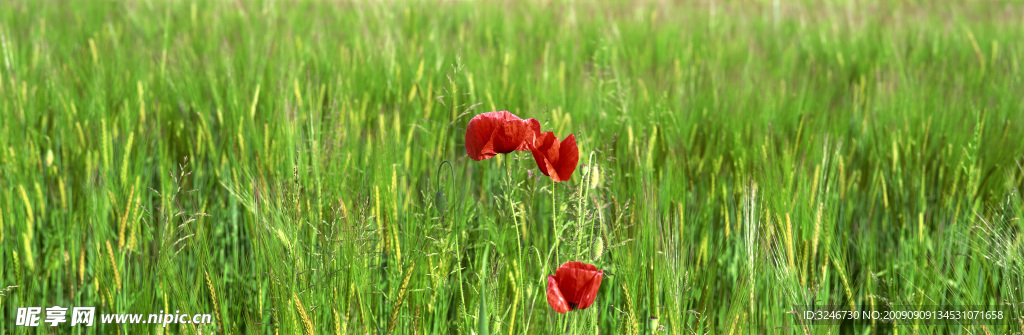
(530, 151), (552, 177)
(536, 155), (558, 179)
(466, 111), (540, 160)
(555, 262), (603, 309)
(530, 132), (559, 178)
(495, 116), (536, 153)
(465, 112), (503, 161)
(531, 132), (555, 152)
(574, 269), (603, 309)
(515, 118), (542, 151)
(554, 134), (579, 182)
(546, 275), (571, 313)
(560, 261), (599, 272)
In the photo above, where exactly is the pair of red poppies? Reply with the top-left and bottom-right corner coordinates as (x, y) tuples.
(465, 111), (579, 182)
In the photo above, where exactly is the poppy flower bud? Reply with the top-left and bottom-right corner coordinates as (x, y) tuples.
(591, 236), (605, 262)
(434, 190), (447, 214)
(588, 164), (602, 189)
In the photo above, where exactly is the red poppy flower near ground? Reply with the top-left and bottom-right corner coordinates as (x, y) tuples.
(465, 111), (541, 161)
(546, 261), (603, 313)
(529, 132), (579, 182)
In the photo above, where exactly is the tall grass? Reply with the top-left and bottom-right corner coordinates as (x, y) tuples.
(1, 0), (1023, 333)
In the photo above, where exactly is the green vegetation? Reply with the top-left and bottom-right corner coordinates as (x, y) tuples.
(2, 0), (1023, 333)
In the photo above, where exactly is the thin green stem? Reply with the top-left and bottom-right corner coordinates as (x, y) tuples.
(525, 178), (561, 331)
(503, 154), (526, 334)
(553, 178), (558, 262)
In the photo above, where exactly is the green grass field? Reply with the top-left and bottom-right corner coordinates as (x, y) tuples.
(2, 0), (1024, 333)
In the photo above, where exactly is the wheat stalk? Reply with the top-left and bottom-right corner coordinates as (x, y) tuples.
(78, 249), (85, 285)
(105, 240), (120, 291)
(294, 293), (315, 335)
(334, 308), (344, 335)
(621, 282), (638, 335)
(810, 202), (822, 284)
(726, 313), (740, 335)
(18, 185), (35, 271)
(507, 280), (519, 335)
(205, 271), (225, 335)
(118, 182), (136, 249)
(388, 261), (415, 333)
(830, 256), (855, 312)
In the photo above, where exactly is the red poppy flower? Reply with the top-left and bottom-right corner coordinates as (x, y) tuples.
(529, 132), (579, 182)
(546, 261), (603, 313)
(465, 111), (541, 161)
